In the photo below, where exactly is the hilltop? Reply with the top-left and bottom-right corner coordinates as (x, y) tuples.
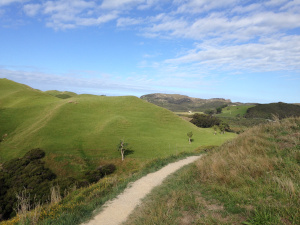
(140, 93), (250, 112)
(0, 79), (235, 178)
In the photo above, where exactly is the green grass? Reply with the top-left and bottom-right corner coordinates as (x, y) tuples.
(0, 79), (235, 177)
(44, 90), (77, 97)
(124, 117), (300, 224)
(216, 105), (255, 118)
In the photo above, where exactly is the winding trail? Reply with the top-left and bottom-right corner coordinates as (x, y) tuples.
(83, 155), (202, 225)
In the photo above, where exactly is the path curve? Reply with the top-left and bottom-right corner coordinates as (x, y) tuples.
(83, 155), (202, 225)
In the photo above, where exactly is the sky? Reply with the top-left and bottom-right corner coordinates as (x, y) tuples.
(0, 0), (299, 103)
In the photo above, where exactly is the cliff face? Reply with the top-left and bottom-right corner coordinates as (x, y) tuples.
(140, 93), (232, 112)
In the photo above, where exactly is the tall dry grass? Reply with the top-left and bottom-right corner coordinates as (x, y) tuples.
(13, 189), (42, 225)
(196, 117), (300, 223)
(50, 185), (61, 205)
(197, 117), (299, 186)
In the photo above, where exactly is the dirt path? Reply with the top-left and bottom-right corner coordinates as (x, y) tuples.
(83, 155), (202, 225)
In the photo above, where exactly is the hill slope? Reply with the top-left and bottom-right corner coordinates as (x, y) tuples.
(245, 102), (300, 119)
(0, 79), (235, 177)
(140, 93), (232, 112)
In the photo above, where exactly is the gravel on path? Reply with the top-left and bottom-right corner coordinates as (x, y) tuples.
(83, 155), (202, 225)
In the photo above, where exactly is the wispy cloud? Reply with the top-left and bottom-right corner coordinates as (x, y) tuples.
(165, 35), (300, 72)
(117, 17), (143, 27)
(23, 3), (40, 16)
(100, 0), (144, 10)
(0, 0), (27, 6)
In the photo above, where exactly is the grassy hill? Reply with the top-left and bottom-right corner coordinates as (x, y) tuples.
(140, 93), (233, 112)
(0, 79), (235, 177)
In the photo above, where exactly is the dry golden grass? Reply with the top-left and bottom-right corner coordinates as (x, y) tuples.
(197, 118), (299, 187)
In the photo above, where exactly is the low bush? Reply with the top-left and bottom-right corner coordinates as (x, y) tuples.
(85, 164), (116, 183)
(55, 94), (72, 99)
(190, 113), (221, 128)
(24, 148), (46, 160)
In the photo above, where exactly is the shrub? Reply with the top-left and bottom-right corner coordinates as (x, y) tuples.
(190, 113), (221, 128)
(24, 148), (46, 160)
(85, 164), (116, 184)
(55, 94), (71, 99)
(98, 164), (116, 175)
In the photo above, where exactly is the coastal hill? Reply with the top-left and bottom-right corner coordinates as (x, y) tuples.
(141, 93), (243, 112)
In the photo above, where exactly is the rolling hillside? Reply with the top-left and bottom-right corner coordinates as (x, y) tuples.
(0, 79), (235, 177)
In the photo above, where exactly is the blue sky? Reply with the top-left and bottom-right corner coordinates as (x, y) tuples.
(0, 0), (299, 103)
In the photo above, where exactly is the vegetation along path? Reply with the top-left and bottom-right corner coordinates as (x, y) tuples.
(83, 155), (202, 225)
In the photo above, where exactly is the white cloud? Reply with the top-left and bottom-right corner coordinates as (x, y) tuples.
(280, 0), (300, 12)
(25, 0), (120, 30)
(175, 0), (238, 14)
(76, 13), (118, 26)
(0, 0), (27, 6)
(265, 0), (289, 7)
(100, 0), (144, 9)
(137, 0), (162, 10)
(23, 4), (41, 16)
(142, 6), (300, 44)
(43, 0), (95, 14)
(165, 35), (300, 72)
(117, 17), (143, 27)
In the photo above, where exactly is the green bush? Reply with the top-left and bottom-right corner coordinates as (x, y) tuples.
(24, 148), (46, 160)
(55, 94), (72, 99)
(190, 113), (221, 128)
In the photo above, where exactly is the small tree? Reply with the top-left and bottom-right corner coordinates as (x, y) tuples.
(219, 124), (225, 134)
(187, 131), (193, 144)
(204, 109), (215, 115)
(212, 125), (218, 135)
(117, 139), (129, 161)
(219, 122), (230, 134)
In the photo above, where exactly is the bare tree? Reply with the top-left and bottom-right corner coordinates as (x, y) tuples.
(117, 139), (129, 161)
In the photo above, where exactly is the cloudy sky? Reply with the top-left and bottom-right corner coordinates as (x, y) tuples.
(0, 0), (299, 103)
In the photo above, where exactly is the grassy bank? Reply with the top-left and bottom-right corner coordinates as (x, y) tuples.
(125, 117), (300, 224)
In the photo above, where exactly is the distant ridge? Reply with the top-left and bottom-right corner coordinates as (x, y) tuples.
(245, 102), (300, 119)
(140, 93), (234, 112)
